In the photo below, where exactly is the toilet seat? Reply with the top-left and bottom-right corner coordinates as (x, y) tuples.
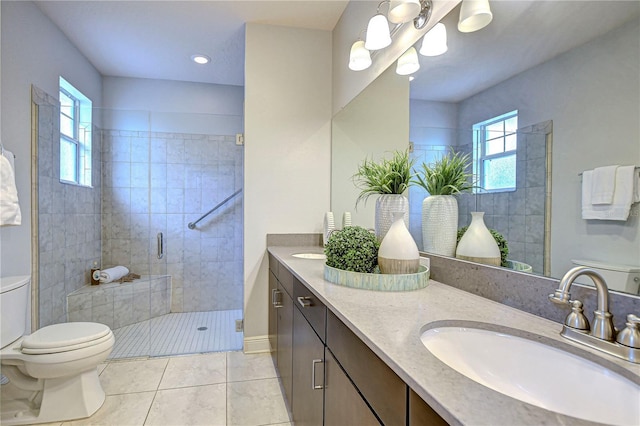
(21, 322), (111, 355)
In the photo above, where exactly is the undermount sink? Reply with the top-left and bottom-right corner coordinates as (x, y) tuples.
(421, 323), (640, 425)
(291, 253), (326, 260)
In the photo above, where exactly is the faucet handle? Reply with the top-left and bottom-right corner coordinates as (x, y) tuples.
(616, 314), (640, 349)
(564, 300), (590, 331)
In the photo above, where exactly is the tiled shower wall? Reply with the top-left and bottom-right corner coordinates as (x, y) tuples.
(33, 86), (102, 327)
(101, 129), (243, 313)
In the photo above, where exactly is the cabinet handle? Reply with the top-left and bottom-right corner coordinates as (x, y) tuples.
(272, 289), (283, 308)
(311, 358), (324, 390)
(297, 296), (312, 308)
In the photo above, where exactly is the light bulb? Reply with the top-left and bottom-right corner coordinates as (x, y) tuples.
(396, 47), (420, 76)
(349, 41), (372, 71)
(419, 23), (447, 56)
(365, 14), (391, 50)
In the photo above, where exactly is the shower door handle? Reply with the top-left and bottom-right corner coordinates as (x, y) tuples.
(157, 232), (164, 259)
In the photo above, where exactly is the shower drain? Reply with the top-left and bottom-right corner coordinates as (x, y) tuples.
(197, 326), (208, 331)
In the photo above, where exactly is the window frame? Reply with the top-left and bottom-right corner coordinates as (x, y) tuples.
(473, 110), (518, 193)
(59, 77), (92, 187)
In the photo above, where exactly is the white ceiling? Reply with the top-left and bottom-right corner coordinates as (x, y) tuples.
(34, 0), (639, 102)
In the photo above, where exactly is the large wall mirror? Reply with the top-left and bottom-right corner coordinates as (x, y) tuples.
(331, 1), (640, 295)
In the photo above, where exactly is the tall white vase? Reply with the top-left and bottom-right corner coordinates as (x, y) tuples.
(378, 212), (420, 274)
(375, 194), (409, 241)
(422, 195), (458, 256)
(455, 211), (501, 266)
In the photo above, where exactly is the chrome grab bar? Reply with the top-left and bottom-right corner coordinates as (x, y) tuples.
(157, 232), (164, 259)
(188, 188), (243, 230)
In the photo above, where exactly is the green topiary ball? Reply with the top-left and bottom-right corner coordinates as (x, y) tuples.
(324, 226), (380, 273)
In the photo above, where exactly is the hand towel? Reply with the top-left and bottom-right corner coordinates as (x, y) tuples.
(582, 166), (635, 221)
(99, 266), (130, 283)
(0, 152), (22, 226)
(590, 165), (619, 204)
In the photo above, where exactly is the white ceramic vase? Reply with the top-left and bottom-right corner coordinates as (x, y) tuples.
(378, 212), (420, 274)
(455, 211), (501, 266)
(422, 195), (458, 256)
(375, 194), (409, 241)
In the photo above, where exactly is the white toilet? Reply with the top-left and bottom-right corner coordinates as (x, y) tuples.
(571, 259), (640, 295)
(0, 275), (115, 425)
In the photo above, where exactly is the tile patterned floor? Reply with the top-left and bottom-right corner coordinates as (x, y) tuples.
(5, 351), (291, 426)
(109, 310), (244, 359)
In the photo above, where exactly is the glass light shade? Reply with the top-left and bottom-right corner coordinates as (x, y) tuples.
(388, 0), (421, 24)
(396, 47), (420, 76)
(419, 23), (448, 56)
(365, 14), (392, 50)
(348, 40), (372, 71)
(458, 0), (493, 33)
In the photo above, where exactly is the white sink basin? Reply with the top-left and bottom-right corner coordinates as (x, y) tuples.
(292, 253), (326, 260)
(421, 325), (640, 425)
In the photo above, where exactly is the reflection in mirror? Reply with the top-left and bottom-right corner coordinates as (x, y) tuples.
(331, 1), (639, 295)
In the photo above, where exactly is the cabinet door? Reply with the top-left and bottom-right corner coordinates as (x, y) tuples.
(268, 269), (279, 367)
(409, 389), (448, 426)
(325, 349), (381, 426)
(292, 307), (324, 426)
(277, 281), (293, 407)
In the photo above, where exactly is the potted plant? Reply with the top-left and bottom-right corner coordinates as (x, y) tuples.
(413, 150), (475, 256)
(324, 226), (380, 273)
(352, 149), (415, 240)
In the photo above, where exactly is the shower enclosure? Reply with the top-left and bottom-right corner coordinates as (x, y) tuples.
(32, 87), (244, 359)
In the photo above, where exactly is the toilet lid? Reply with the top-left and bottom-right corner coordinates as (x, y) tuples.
(21, 322), (112, 354)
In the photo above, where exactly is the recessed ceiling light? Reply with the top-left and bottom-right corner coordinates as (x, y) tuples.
(191, 54), (211, 65)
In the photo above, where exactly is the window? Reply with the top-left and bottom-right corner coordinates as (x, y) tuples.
(473, 110), (518, 192)
(59, 77), (92, 186)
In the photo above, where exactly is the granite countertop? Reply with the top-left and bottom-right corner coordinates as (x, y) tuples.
(268, 246), (640, 426)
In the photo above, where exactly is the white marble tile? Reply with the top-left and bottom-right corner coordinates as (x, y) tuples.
(159, 352), (226, 389)
(227, 352), (277, 383)
(63, 391), (155, 426)
(145, 384), (226, 426)
(99, 358), (168, 394)
(227, 378), (290, 426)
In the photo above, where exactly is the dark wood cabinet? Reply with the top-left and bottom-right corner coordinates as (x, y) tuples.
(276, 280), (293, 407)
(327, 310), (407, 426)
(292, 307), (324, 426)
(268, 254), (446, 426)
(409, 389), (449, 426)
(324, 349), (381, 425)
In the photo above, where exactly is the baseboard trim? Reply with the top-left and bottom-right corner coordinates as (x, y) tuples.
(243, 335), (271, 354)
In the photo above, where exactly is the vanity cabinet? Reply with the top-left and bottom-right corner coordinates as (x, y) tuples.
(268, 254), (294, 407)
(268, 254), (446, 426)
(324, 349), (381, 425)
(291, 277), (326, 426)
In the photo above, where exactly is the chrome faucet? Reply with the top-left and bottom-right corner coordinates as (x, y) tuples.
(549, 266), (639, 363)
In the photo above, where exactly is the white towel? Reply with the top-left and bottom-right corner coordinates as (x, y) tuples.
(582, 166), (636, 221)
(99, 266), (129, 283)
(591, 165), (618, 204)
(0, 151), (22, 226)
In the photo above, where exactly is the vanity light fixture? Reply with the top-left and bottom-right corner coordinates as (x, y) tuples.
(365, 13), (392, 50)
(349, 40), (373, 71)
(396, 47), (420, 75)
(419, 22), (448, 56)
(388, 0), (422, 24)
(191, 54), (211, 65)
(458, 0), (493, 33)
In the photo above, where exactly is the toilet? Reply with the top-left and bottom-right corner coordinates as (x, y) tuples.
(0, 275), (114, 425)
(571, 259), (640, 295)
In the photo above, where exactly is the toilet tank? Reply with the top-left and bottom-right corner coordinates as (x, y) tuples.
(0, 275), (31, 348)
(571, 260), (640, 295)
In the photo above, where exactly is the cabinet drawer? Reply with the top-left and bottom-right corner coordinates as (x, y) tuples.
(326, 310), (406, 426)
(293, 277), (326, 343)
(278, 263), (294, 297)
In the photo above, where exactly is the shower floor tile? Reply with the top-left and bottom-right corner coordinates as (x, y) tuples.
(109, 310), (243, 359)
